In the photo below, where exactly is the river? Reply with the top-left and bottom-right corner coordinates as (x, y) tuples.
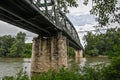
(0, 58), (31, 79)
(0, 57), (109, 79)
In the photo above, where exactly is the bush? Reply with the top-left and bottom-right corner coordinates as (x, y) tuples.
(102, 56), (120, 80)
(32, 68), (80, 80)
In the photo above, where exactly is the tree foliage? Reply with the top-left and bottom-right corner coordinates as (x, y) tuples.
(84, 28), (120, 57)
(84, 0), (120, 26)
(0, 35), (15, 57)
(68, 47), (75, 58)
(10, 32), (26, 57)
(56, 0), (78, 13)
(24, 43), (32, 57)
(0, 32), (32, 57)
(102, 56), (120, 80)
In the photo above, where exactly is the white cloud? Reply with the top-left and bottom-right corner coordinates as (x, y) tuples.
(75, 22), (97, 47)
(108, 22), (120, 28)
(67, 14), (96, 26)
(0, 21), (37, 43)
(68, 0), (92, 15)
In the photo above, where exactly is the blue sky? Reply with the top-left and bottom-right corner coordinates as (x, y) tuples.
(0, 0), (96, 44)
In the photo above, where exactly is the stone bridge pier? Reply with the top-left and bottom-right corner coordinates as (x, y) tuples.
(75, 50), (83, 64)
(31, 34), (68, 73)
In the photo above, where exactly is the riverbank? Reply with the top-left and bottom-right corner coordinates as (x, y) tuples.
(85, 55), (108, 58)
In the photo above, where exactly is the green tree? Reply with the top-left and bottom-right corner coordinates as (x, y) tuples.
(56, 0), (78, 13)
(24, 43), (32, 57)
(84, 0), (119, 27)
(10, 32), (26, 57)
(84, 28), (120, 57)
(68, 47), (75, 58)
(0, 35), (15, 57)
(103, 56), (120, 80)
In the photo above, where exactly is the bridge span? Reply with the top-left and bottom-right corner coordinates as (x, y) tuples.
(0, 0), (83, 72)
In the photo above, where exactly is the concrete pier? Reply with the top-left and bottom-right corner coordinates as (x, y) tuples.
(31, 35), (67, 72)
(75, 50), (83, 64)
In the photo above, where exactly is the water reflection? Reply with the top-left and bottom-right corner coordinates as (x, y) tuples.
(75, 57), (83, 64)
(79, 58), (86, 67)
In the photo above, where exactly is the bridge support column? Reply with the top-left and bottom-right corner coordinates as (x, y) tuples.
(31, 35), (67, 73)
(75, 50), (83, 63)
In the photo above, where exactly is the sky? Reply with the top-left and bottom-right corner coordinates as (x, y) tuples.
(0, 0), (119, 46)
(67, 0), (96, 46)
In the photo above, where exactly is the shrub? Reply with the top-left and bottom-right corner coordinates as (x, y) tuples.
(102, 56), (120, 80)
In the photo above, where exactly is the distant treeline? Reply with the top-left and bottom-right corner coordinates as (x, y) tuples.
(0, 32), (75, 58)
(84, 28), (120, 58)
(0, 32), (32, 58)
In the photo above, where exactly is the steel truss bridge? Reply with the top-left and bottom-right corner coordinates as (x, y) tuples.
(0, 0), (83, 50)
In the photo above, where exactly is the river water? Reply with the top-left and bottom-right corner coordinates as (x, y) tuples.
(0, 58), (31, 79)
(0, 57), (109, 79)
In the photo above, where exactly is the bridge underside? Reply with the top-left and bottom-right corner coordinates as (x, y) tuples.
(0, 0), (58, 35)
(0, 0), (82, 50)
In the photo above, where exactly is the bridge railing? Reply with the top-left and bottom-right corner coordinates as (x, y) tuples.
(30, 0), (81, 46)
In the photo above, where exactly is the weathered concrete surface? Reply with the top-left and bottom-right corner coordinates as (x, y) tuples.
(75, 50), (83, 64)
(31, 35), (67, 73)
(58, 36), (67, 68)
